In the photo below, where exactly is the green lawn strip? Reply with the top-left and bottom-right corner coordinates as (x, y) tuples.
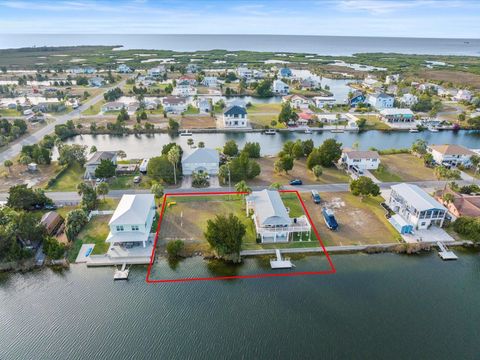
(247, 103), (282, 113)
(46, 162), (84, 191)
(371, 165), (403, 182)
(317, 167), (351, 184)
(77, 215), (111, 255)
(81, 99), (105, 115)
(0, 109), (22, 116)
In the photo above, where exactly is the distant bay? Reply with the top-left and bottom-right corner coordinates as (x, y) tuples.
(0, 34), (479, 56)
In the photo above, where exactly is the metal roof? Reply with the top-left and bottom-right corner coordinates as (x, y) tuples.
(247, 190), (291, 227)
(391, 183), (446, 212)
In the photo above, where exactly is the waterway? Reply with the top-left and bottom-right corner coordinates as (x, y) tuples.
(1, 252), (479, 359)
(64, 130), (480, 159)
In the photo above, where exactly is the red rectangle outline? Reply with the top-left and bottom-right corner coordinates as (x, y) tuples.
(146, 190), (336, 283)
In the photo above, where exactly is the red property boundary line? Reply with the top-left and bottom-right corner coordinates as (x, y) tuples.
(146, 190), (336, 283)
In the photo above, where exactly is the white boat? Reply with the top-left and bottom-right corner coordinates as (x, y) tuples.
(180, 130), (193, 136)
(409, 128), (419, 133)
(264, 129), (276, 135)
(331, 128), (344, 133)
(304, 128), (312, 134)
(428, 126), (439, 132)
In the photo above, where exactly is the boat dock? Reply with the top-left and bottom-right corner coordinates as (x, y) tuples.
(437, 242), (458, 261)
(114, 263), (129, 280)
(270, 249), (294, 269)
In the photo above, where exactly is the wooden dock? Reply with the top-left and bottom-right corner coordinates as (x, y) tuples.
(114, 263), (129, 280)
(437, 242), (458, 261)
(270, 249), (294, 269)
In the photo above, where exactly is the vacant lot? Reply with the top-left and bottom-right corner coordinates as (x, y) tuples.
(372, 154), (436, 182)
(414, 69), (480, 89)
(247, 103), (284, 129)
(47, 162), (84, 191)
(0, 160), (63, 192)
(301, 192), (399, 246)
(181, 115), (216, 129)
(249, 157), (350, 186)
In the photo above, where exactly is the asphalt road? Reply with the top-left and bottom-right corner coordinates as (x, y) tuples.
(0, 180), (459, 204)
(0, 78), (128, 163)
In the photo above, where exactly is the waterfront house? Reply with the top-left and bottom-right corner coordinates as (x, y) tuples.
(272, 79), (290, 95)
(427, 144), (476, 168)
(362, 75), (381, 90)
(223, 105), (248, 128)
(296, 111), (316, 126)
(379, 108), (415, 123)
(186, 63), (198, 73)
(435, 189), (480, 219)
(116, 64), (133, 73)
(195, 98), (211, 113)
(102, 102), (125, 113)
(177, 75), (197, 86)
(88, 77), (105, 87)
(279, 67), (293, 78)
(340, 149), (380, 171)
(237, 67), (253, 79)
(385, 74), (400, 84)
(300, 78), (318, 90)
(246, 190), (311, 243)
(172, 81), (197, 96)
(453, 89), (473, 102)
(84, 151), (117, 179)
(349, 91), (366, 107)
(418, 83), (440, 92)
(106, 194), (156, 248)
(201, 76), (218, 87)
(181, 148), (219, 176)
(162, 96), (188, 113)
(282, 94), (313, 110)
(147, 66), (166, 78)
(40, 211), (65, 237)
(388, 183), (447, 230)
(313, 96), (336, 108)
(368, 93), (394, 109)
(400, 93), (418, 107)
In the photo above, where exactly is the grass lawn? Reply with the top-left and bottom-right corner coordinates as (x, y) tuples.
(0, 108), (22, 116)
(301, 192), (400, 246)
(377, 154), (436, 182)
(46, 162), (84, 191)
(81, 99), (105, 115)
(371, 164), (403, 182)
(464, 168), (480, 180)
(249, 157), (350, 186)
(247, 103), (282, 113)
(184, 105), (200, 115)
(360, 114), (391, 130)
(108, 174), (153, 190)
(247, 103), (284, 129)
(77, 215), (111, 255)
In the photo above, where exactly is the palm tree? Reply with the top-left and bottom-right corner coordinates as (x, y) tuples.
(235, 180), (251, 198)
(3, 160), (13, 174)
(269, 182), (282, 190)
(117, 150), (127, 159)
(167, 146), (180, 185)
(151, 182), (164, 199)
(96, 182), (109, 201)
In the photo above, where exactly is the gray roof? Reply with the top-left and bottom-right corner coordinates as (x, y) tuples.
(109, 194), (155, 226)
(247, 190), (291, 226)
(391, 183), (447, 212)
(224, 105), (247, 116)
(86, 151), (116, 166)
(375, 92), (393, 99)
(182, 148), (219, 165)
(344, 149), (380, 160)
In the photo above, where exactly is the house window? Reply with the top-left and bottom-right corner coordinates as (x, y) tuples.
(116, 225), (124, 232)
(132, 225), (139, 231)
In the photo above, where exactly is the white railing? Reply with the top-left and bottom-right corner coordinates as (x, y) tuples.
(87, 210), (115, 220)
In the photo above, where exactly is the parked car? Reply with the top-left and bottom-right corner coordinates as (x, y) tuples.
(289, 179), (303, 186)
(311, 190), (321, 204)
(133, 176), (141, 184)
(44, 204), (57, 210)
(350, 165), (364, 175)
(322, 207), (339, 231)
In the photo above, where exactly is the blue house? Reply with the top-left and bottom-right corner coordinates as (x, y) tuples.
(349, 91), (366, 107)
(279, 67), (292, 78)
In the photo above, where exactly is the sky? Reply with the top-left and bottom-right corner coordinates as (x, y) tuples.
(0, 0), (479, 38)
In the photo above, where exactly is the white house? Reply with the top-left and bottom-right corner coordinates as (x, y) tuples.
(340, 149), (381, 171)
(368, 93), (394, 109)
(246, 190), (311, 243)
(172, 82), (197, 96)
(453, 89), (473, 102)
(400, 93), (418, 106)
(182, 148), (219, 176)
(363, 76), (381, 89)
(380, 108), (415, 123)
(201, 76), (218, 87)
(223, 105), (248, 128)
(272, 79), (290, 95)
(102, 102), (125, 112)
(177, 75), (197, 86)
(147, 66), (166, 78)
(282, 94), (313, 110)
(313, 96), (336, 108)
(427, 144), (476, 168)
(237, 67), (253, 79)
(116, 64), (133, 73)
(106, 194), (156, 248)
(84, 151), (117, 179)
(195, 98), (211, 114)
(162, 96), (188, 113)
(388, 183), (447, 230)
(385, 74), (400, 84)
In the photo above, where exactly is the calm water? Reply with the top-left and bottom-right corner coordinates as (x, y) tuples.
(65, 130), (480, 159)
(1, 252), (480, 359)
(1, 34), (479, 56)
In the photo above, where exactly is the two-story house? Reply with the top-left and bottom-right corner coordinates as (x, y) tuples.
(162, 96), (188, 113)
(84, 151), (117, 179)
(388, 183), (447, 230)
(427, 144), (476, 168)
(246, 190), (311, 243)
(340, 149), (381, 171)
(223, 105), (248, 128)
(367, 93), (394, 109)
(181, 148), (219, 175)
(106, 194), (156, 249)
(272, 79), (290, 95)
